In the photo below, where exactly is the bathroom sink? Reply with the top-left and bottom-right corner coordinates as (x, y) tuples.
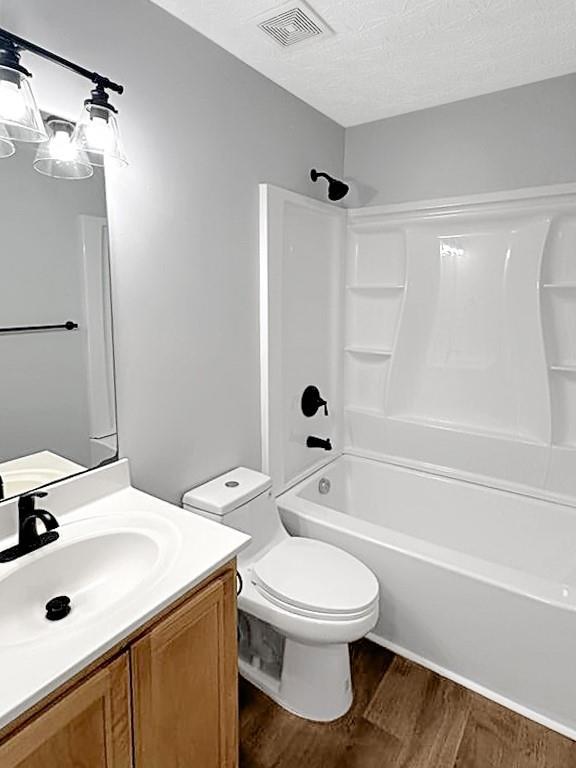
(0, 464), (249, 732)
(0, 513), (178, 647)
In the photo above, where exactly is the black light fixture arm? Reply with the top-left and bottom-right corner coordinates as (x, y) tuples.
(0, 26), (124, 94)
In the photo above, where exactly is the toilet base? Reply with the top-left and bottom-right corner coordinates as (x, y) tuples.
(240, 638), (353, 722)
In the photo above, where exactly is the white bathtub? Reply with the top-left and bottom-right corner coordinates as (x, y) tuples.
(277, 454), (576, 738)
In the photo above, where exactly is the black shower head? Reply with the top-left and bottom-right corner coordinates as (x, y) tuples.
(310, 169), (349, 201)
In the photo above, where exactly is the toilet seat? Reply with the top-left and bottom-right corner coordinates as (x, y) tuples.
(250, 538), (379, 620)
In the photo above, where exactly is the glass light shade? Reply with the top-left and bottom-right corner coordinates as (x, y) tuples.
(0, 65), (47, 143)
(0, 123), (15, 158)
(72, 102), (127, 168)
(33, 118), (93, 180)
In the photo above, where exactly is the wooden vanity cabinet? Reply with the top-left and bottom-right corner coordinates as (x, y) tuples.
(0, 654), (132, 768)
(0, 563), (238, 768)
(131, 568), (238, 768)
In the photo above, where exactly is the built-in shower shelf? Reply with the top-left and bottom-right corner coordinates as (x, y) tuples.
(345, 346), (393, 356)
(550, 365), (576, 373)
(347, 284), (405, 291)
(542, 283), (576, 289)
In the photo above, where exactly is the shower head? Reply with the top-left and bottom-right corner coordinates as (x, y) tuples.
(310, 169), (349, 201)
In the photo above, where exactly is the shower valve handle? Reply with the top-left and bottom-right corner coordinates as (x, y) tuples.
(301, 385), (329, 418)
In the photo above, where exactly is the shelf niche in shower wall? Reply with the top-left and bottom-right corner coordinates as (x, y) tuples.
(345, 351), (392, 414)
(344, 227), (406, 413)
(541, 215), (576, 448)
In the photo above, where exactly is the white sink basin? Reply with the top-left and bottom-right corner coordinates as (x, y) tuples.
(0, 513), (179, 647)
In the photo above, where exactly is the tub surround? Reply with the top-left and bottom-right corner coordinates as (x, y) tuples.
(344, 184), (576, 500)
(0, 460), (249, 731)
(261, 182), (576, 505)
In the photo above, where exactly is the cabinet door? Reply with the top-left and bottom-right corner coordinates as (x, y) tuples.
(131, 570), (238, 768)
(0, 654), (132, 768)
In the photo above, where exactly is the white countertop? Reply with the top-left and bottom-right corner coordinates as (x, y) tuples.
(0, 461), (249, 730)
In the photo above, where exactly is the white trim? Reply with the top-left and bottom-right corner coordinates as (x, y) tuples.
(265, 183), (346, 214)
(259, 185), (271, 477)
(78, 215), (117, 441)
(367, 633), (576, 742)
(347, 182), (576, 223)
(259, 183), (346, 495)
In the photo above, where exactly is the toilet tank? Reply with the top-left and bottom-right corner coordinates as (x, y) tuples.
(182, 467), (286, 561)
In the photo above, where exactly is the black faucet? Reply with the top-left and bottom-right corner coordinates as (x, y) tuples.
(306, 436), (333, 451)
(18, 492), (60, 549)
(0, 491), (60, 563)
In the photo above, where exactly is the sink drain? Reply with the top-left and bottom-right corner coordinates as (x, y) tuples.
(45, 595), (71, 621)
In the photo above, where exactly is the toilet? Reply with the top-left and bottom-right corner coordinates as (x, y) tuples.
(182, 467), (379, 722)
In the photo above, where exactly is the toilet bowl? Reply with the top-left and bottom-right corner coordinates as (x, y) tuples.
(182, 467), (379, 721)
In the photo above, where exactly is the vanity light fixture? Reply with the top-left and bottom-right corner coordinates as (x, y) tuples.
(72, 85), (127, 168)
(0, 37), (47, 143)
(0, 26), (126, 177)
(33, 117), (93, 180)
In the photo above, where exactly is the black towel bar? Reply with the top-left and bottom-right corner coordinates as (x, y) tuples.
(0, 321), (78, 334)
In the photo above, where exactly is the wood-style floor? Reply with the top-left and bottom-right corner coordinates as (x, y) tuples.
(239, 640), (576, 768)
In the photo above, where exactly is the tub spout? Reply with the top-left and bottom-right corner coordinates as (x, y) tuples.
(307, 436), (332, 451)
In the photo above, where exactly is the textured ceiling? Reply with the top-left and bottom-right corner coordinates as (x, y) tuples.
(150, 0), (576, 126)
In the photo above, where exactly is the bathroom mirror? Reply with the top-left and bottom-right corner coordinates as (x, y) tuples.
(0, 120), (117, 502)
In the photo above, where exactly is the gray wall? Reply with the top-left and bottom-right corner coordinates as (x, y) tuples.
(344, 74), (576, 206)
(3, 0), (344, 502)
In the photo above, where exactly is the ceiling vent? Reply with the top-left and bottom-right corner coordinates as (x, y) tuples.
(258, 2), (331, 47)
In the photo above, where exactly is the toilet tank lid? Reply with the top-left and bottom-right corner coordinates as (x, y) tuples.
(182, 467), (271, 515)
